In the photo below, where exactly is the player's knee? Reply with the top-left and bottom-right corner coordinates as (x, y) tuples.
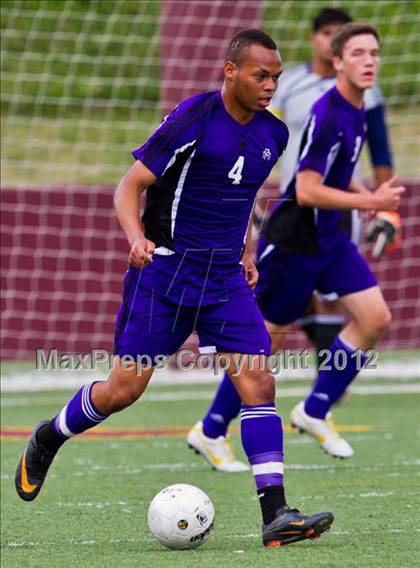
(235, 368), (275, 405)
(361, 306), (392, 340)
(374, 306), (392, 336)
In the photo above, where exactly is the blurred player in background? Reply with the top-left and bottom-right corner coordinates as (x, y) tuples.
(259, 22), (404, 459)
(269, 7), (394, 356)
(15, 29), (335, 548)
(188, 8), (395, 472)
(273, 7), (393, 191)
(190, 23), (404, 467)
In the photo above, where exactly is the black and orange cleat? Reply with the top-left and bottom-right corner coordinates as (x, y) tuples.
(262, 505), (334, 547)
(15, 421), (58, 502)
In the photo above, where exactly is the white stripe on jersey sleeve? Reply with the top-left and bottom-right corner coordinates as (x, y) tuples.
(162, 139), (196, 176)
(299, 114), (316, 162)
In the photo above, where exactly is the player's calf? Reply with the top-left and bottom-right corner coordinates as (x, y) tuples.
(93, 360), (154, 414)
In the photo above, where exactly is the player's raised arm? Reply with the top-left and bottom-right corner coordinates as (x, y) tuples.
(114, 160), (157, 268)
(297, 170), (405, 211)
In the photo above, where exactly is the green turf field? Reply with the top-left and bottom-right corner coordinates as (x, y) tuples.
(1, 377), (420, 567)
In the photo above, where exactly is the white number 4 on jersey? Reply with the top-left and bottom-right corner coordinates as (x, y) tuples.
(228, 156), (244, 185)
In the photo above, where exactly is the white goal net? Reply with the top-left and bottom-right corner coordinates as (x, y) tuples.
(1, 1), (419, 358)
(2, 0), (419, 187)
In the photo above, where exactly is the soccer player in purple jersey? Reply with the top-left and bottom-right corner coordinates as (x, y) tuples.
(15, 29), (334, 548)
(269, 7), (395, 363)
(189, 23), (405, 462)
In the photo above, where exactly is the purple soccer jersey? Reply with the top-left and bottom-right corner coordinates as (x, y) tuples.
(133, 91), (288, 268)
(256, 85), (377, 325)
(263, 86), (366, 254)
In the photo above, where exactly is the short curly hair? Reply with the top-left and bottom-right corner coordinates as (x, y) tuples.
(225, 29), (278, 66)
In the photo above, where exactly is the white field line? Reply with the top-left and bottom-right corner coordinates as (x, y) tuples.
(1, 383), (420, 406)
(1, 359), (419, 392)
(5, 527), (420, 548)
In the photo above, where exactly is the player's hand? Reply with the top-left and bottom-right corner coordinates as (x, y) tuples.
(242, 256), (258, 289)
(372, 176), (405, 210)
(129, 236), (155, 268)
(366, 211), (401, 258)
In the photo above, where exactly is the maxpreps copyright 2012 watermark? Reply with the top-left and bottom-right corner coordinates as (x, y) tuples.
(35, 348), (378, 375)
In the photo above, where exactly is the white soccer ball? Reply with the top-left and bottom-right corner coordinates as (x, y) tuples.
(147, 483), (215, 550)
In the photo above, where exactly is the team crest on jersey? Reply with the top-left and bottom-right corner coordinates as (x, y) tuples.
(262, 148), (272, 160)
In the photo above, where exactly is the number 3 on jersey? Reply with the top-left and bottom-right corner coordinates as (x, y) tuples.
(351, 136), (362, 163)
(228, 156), (245, 185)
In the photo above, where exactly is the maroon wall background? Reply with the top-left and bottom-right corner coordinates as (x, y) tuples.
(160, 0), (262, 114)
(1, 182), (419, 360)
(1, 187), (126, 359)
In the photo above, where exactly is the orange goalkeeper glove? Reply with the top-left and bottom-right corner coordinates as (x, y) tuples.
(366, 211), (401, 258)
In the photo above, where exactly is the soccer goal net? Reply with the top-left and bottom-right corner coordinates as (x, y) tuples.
(2, 0), (419, 186)
(1, 1), (419, 358)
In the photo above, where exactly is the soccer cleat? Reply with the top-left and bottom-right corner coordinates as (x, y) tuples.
(187, 421), (249, 472)
(263, 505), (334, 547)
(15, 420), (59, 501)
(290, 401), (354, 459)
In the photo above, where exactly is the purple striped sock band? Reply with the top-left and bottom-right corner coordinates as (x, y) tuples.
(249, 452), (284, 489)
(81, 382), (106, 422)
(54, 381), (106, 438)
(240, 405), (277, 420)
(249, 451), (283, 465)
